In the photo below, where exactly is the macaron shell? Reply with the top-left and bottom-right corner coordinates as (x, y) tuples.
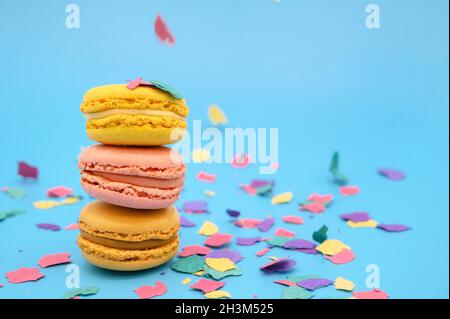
(78, 235), (179, 271)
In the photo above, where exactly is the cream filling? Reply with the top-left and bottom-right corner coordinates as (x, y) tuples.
(83, 109), (186, 121)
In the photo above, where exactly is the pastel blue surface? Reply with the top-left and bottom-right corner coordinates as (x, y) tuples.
(0, 0), (448, 299)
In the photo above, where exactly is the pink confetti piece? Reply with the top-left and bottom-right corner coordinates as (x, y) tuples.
(377, 224), (411, 232)
(0, 283), (3, 288)
(275, 228), (296, 238)
(196, 171), (217, 183)
(47, 186), (74, 198)
(274, 280), (296, 287)
(260, 257), (297, 274)
(240, 184), (257, 196)
(127, 77), (152, 90)
(204, 233), (232, 248)
(324, 248), (355, 264)
(64, 223), (79, 230)
(378, 168), (405, 181)
(178, 245), (211, 257)
(234, 218), (261, 228)
(190, 278), (225, 293)
(353, 289), (389, 299)
(282, 215), (304, 225)
(236, 237), (261, 246)
(300, 202), (325, 213)
(38, 253), (71, 268)
(134, 281), (167, 299)
(18, 161), (38, 179)
(307, 193), (333, 204)
(231, 154), (251, 169)
(258, 217), (275, 232)
(154, 15), (175, 45)
(6, 267), (44, 284)
(339, 185), (360, 196)
(256, 247), (272, 257)
(36, 223), (61, 231)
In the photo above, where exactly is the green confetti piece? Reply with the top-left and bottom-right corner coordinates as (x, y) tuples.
(150, 80), (183, 99)
(312, 225), (328, 243)
(256, 184), (273, 196)
(171, 255), (205, 274)
(329, 151), (348, 185)
(282, 286), (314, 299)
(203, 265), (242, 280)
(0, 209), (26, 222)
(287, 274), (320, 283)
(2, 187), (27, 199)
(267, 236), (291, 247)
(62, 286), (100, 299)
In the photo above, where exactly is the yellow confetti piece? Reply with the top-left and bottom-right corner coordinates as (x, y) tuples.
(33, 200), (59, 209)
(334, 277), (355, 291)
(198, 220), (219, 236)
(316, 239), (350, 256)
(204, 290), (231, 299)
(268, 256), (279, 261)
(181, 277), (192, 285)
(193, 271), (205, 276)
(205, 258), (236, 272)
(204, 190), (216, 197)
(192, 148), (211, 163)
(208, 104), (228, 126)
(271, 192), (293, 205)
(61, 197), (81, 205)
(347, 219), (378, 228)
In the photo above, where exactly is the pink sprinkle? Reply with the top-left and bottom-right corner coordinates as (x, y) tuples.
(256, 247), (271, 257)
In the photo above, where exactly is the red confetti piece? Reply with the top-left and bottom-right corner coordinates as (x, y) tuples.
(134, 281), (167, 299)
(6, 267), (44, 284)
(204, 233), (233, 248)
(275, 228), (296, 238)
(339, 185), (360, 197)
(353, 289), (389, 299)
(190, 278), (225, 293)
(38, 253), (71, 268)
(18, 161), (38, 179)
(178, 245), (211, 257)
(154, 15), (175, 46)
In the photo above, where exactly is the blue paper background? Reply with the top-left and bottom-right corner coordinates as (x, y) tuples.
(0, 0), (448, 299)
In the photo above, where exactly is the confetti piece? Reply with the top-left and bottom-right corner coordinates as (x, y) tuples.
(190, 278), (225, 293)
(178, 245), (211, 257)
(208, 104), (228, 126)
(300, 202), (325, 213)
(340, 212), (371, 223)
(353, 289), (389, 299)
(36, 223), (61, 231)
(334, 277), (355, 291)
(378, 168), (406, 181)
(204, 233), (232, 247)
(297, 278), (334, 291)
(206, 249), (244, 263)
(282, 215), (304, 225)
(231, 154), (251, 169)
(236, 237), (261, 246)
(134, 281), (167, 299)
(192, 148), (211, 163)
(271, 192), (293, 205)
(235, 218), (261, 228)
(171, 255), (205, 274)
(260, 257), (297, 274)
(62, 287), (99, 299)
(1, 187), (27, 199)
(339, 185), (360, 196)
(196, 171), (216, 183)
(180, 216), (196, 227)
(258, 217), (275, 232)
(324, 249), (355, 264)
(204, 290), (231, 299)
(194, 271), (205, 276)
(0, 209), (26, 222)
(226, 209), (241, 218)
(198, 221), (219, 236)
(18, 161), (38, 179)
(329, 152), (348, 185)
(267, 236), (291, 247)
(275, 228), (295, 238)
(204, 190), (216, 197)
(205, 258), (236, 272)
(312, 225), (328, 243)
(316, 240), (350, 256)
(307, 193), (333, 204)
(182, 277), (191, 285)
(64, 224), (79, 230)
(256, 247), (272, 257)
(347, 220), (378, 228)
(282, 286), (314, 299)
(377, 224), (411, 232)
(154, 14), (175, 45)
(33, 196), (81, 210)
(274, 279), (296, 287)
(183, 201), (207, 213)
(282, 239), (316, 250)
(38, 253), (71, 268)
(203, 265), (242, 280)
(47, 186), (74, 198)
(6, 267), (44, 284)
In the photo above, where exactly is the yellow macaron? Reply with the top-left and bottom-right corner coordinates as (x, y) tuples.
(77, 201), (180, 271)
(80, 81), (189, 146)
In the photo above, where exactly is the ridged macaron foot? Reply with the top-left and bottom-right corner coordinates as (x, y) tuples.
(81, 83), (189, 146)
(78, 144), (186, 209)
(77, 201), (180, 271)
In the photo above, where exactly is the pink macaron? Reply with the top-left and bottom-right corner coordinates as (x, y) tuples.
(78, 144), (185, 209)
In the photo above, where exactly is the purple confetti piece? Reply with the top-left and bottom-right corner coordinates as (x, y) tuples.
(36, 223), (61, 231)
(377, 224), (411, 232)
(378, 168), (406, 181)
(297, 278), (333, 291)
(226, 209), (241, 218)
(296, 248), (319, 255)
(206, 249), (244, 263)
(283, 239), (316, 250)
(183, 201), (207, 213)
(260, 258), (297, 274)
(180, 216), (196, 227)
(339, 212), (371, 223)
(258, 217), (275, 232)
(250, 179), (272, 189)
(236, 237), (261, 246)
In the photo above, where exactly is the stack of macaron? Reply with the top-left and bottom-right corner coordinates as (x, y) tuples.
(77, 78), (189, 271)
